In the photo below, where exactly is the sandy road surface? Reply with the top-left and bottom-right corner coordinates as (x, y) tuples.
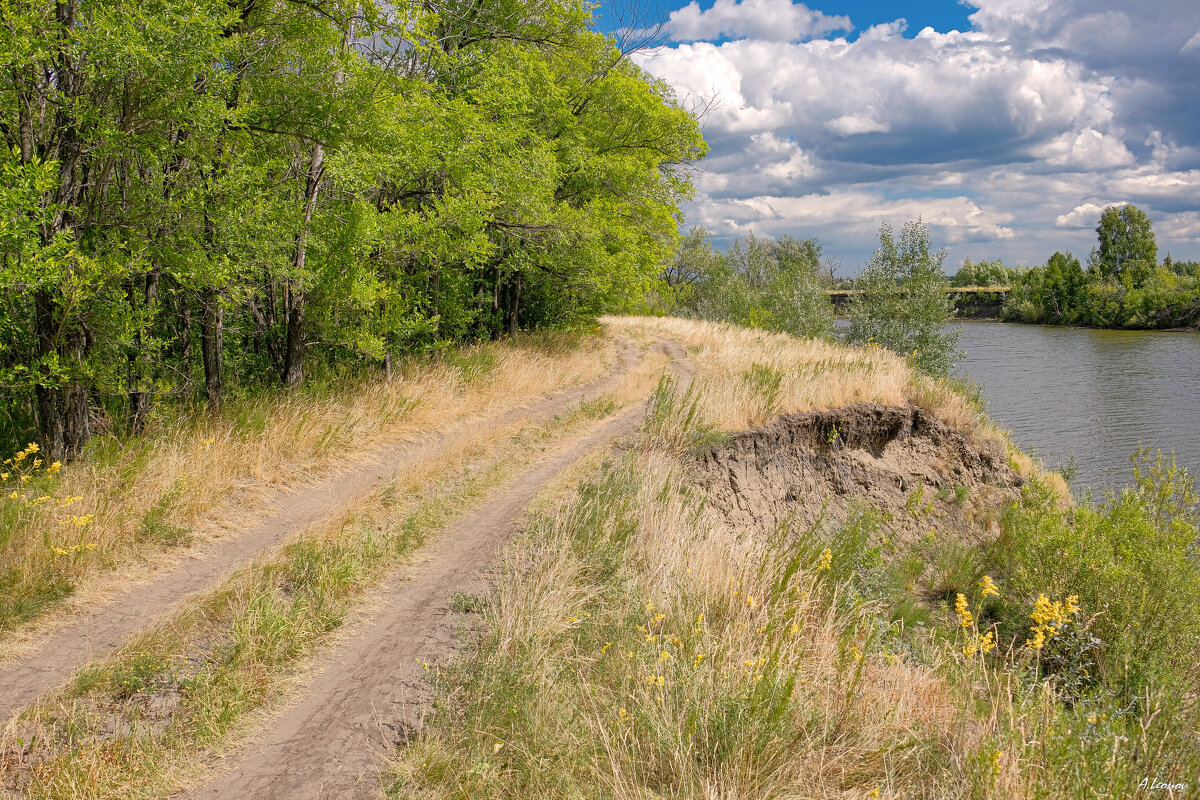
(180, 337), (692, 800)
(0, 337), (641, 722)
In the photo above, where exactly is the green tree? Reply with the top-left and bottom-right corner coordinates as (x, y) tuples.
(951, 258), (1012, 287)
(0, 0), (707, 456)
(684, 231), (832, 338)
(846, 220), (961, 376)
(1093, 204), (1157, 289)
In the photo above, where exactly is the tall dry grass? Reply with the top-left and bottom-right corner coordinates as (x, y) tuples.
(0, 333), (613, 645)
(388, 442), (988, 798)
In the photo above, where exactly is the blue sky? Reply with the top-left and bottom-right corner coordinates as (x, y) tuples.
(602, 0), (1200, 272)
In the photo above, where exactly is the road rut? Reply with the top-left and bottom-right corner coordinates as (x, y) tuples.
(181, 337), (692, 800)
(0, 337), (641, 721)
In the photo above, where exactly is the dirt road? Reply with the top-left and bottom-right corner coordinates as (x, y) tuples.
(0, 337), (641, 722)
(180, 337), (692, 799)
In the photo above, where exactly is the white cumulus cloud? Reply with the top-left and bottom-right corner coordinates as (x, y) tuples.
(668, 0), (851, 43)
(634, 0), (1200, 265)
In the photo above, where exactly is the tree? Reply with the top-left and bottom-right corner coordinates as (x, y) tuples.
(1093, 204), (1157, 289)
(0, 0), (707, 456)
(952, 258), (1012, 287)
(682, 231), (833, 338)
(845, 220), (961, 376)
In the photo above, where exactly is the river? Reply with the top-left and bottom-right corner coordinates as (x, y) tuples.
(952, 321), (1200, 496)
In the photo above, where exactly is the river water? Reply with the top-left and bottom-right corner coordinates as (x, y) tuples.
(952, 322), (1200, 496)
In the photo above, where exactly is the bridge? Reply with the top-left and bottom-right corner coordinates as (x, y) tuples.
(825, 286), (1011, 314)
(825, 286), (1010, 297)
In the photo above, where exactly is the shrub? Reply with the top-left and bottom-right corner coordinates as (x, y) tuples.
(844, 220), (961, 377)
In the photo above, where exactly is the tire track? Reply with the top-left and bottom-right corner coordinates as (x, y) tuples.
(180, 337), (692, 800)
(0, 337), (642, 721)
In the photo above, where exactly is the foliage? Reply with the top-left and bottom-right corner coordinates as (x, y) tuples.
(983, 450), (1200, 704)
(0, 0), (706, 459)
(844, 220), (961, 376)
(1093, 204), (1158, 288)
(1001, 205), (1200, 328)
(668, 229), (834, 338)
(950, 258), (1014, 287)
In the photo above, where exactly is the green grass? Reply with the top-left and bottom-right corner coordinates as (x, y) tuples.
(385, 448), (987, 799)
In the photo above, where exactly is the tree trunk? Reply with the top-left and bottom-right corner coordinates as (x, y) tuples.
(34, 290), (65, 461)
(177, 288), (193, 392)
(283, 141), (322, 387)
(199, 289), (223, 410)
(128, 269), (160, 432)
(282, 6), (356, 386)
(507, 271), (521, 336)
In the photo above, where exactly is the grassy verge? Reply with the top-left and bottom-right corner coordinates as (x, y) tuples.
(385, 393), (983, 798)
(386, 331), (1199, 799)
(0, 394), (624, 799)
(0, 332), (611, 642)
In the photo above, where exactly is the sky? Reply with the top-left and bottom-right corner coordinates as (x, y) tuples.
(599, 0), (1200, 273)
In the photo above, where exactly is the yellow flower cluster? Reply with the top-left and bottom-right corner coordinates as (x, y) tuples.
(978, 575), (1000, 599)
(817, 548), (832, 572)
(3, 444), (62, 489)
(962, 631), (995, 657)
(1026, 593), (1080, 650)
(3, 442), (40, 466)
(50, 542), (97, 557)
(954, 593), (974, 628)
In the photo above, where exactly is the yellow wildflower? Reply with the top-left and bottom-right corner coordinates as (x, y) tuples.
(818, 548), (832, 571)
(954, 593), (974, 628)
(978, 575), (1000, 599)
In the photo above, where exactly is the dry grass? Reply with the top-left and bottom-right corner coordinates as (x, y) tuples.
(0, 388), (639, 799)
(605, 315), (979, 431)
(388, 442), (989, 799)
(0, 333), (613, 646)
(605, 316), (1069, 499)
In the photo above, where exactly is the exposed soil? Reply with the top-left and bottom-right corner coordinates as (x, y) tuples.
(178, 337), (693, 800)
(0, 336), (643, 722)
(694, 403), (1023, 543)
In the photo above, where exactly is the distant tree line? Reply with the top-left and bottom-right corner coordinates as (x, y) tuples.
(0, 0), (706, 458)
(951, 205), (1200, 329)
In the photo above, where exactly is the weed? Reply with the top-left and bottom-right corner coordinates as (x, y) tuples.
(449, 592), (484, 614)
(740, 362), (783, 424)
(137, 478), (193, 546)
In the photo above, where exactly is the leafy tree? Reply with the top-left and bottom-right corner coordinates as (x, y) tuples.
(1093, 204), (1157, 289)
(1000, 206), (1198, 329)
(951, 258), (1013, 287)
(0, 0), (707, 456)
(845, 220), (961, 376)
(680, 231), (833, 338)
